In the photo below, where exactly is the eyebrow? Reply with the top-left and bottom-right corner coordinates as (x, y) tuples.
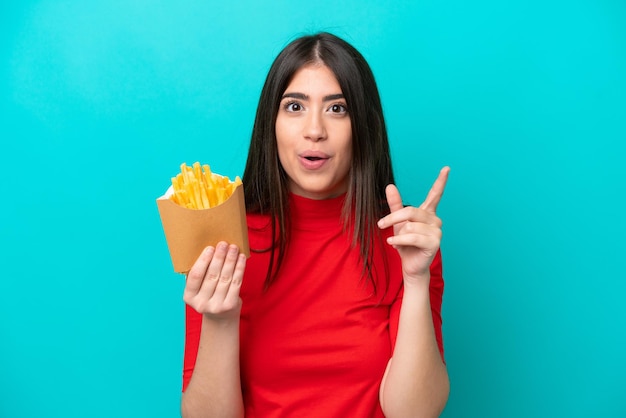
(281, 92), (345, 101)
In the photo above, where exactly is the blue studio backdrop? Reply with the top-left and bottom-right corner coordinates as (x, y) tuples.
(1, 1), (625, 417)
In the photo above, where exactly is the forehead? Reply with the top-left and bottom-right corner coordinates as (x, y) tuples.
(284, 64), (342, 94)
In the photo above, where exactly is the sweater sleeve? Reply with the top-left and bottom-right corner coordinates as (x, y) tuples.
(182, 304), (202, 392)
(389, 249), (445, 362)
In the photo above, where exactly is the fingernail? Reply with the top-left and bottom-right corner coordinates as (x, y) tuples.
(377, 219), (384, 228)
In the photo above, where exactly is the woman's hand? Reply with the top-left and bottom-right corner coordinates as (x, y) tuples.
(378, 167), (450, 286)
(183, 241), (247, 321)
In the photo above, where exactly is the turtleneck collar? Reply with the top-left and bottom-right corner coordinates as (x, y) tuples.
(288, 192), (346, 230)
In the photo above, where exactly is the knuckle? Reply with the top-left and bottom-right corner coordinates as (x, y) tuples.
(186, 270), (201, 282)
(222, 301), (236, 312)
(182, 292), (193, 305)
(223, 298), (242, 312)
(428, 235), (442, 250)
(205, 301), (219, 313)
(185, 298), (205, 313)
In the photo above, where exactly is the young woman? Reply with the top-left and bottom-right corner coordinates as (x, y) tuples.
(180, 32), (450, 417)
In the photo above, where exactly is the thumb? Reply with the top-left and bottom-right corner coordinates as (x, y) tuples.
(385, 184), (404, 213)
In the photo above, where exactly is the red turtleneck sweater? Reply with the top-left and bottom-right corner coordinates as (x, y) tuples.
(182, 193), (444, 417)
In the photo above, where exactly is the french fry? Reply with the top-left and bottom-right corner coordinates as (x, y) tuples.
(169, 162), (241, 209)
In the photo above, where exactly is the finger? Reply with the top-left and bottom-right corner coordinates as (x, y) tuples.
(394, 220), (443, 240)
(379, 207), (442, 230)
(420, 166), (450, 213)
(223, 253), (246, 309)
(185, 246), (214, 295)
(197, 241), (229, 297)
(386, 231), (442, 250)
(397, 217), (443, 236)
(385, 184), (404, 213)
(211, 244), (241, 302)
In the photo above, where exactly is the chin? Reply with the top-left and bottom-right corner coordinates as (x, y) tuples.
(289, 177), (347, 199)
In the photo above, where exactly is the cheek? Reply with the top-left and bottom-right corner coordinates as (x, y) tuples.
(275, 118), (295, 152)
(275, 122), (288, 157)
(340, 131), (353, 167)
(336, 142), (353, 181)
(275, 136), (294, 174)
(341, 150), (353, 175)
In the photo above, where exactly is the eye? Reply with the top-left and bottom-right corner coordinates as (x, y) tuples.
(284, 101), (303, 112)
(329, 103), (347, 114)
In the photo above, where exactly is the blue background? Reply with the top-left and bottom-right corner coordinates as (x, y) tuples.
(1, 1), (625, 417)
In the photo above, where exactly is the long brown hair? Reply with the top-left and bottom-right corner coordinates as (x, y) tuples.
(242, 32), (395, 291)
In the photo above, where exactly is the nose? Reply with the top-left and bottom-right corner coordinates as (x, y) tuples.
(303, 111), (327, 142)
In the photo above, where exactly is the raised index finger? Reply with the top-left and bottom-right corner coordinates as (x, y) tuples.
(419, 166), (450, 213)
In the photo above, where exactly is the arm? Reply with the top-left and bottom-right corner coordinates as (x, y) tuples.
(380, 276), (449, 417)
(378, 168), (451, 417)
(180, 242), (246, 418)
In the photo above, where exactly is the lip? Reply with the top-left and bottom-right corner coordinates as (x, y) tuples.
(298, 151), (331, 170)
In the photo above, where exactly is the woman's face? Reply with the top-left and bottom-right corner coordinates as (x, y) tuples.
(275, 63), (352, 200)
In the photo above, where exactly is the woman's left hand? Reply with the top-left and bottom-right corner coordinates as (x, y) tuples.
(377, 167), (450, 286)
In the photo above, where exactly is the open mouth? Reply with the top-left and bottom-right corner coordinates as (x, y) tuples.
(299, 154), (329, 169)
